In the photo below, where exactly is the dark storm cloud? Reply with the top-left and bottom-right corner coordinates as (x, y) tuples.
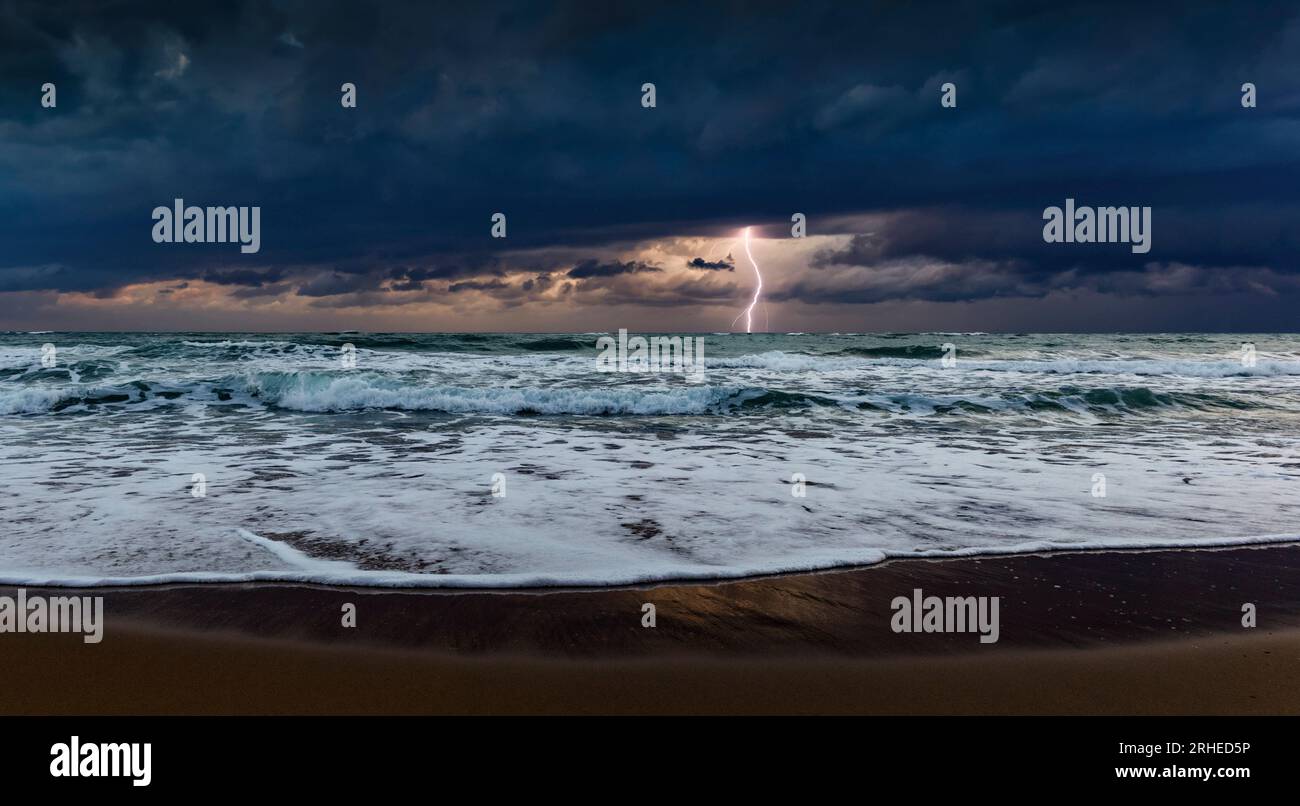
(582, 275), (739, 308)
(566, 260), (661, 279)
(201, 267), (287, 287)
(383, 262), (484, 291)
(230, 281), (292, 299)
(774, 260), (1300, 306)
(687, 257), (734, 272)
(520, 273), (555, 293)
(294, 271), (379, 297)
(1, 0), (1299, 328)
(813, 205), (1300, 279)
(448, 278), (509, 293)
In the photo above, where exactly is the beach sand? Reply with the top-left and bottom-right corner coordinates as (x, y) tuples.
(3, 544), (1299, 714)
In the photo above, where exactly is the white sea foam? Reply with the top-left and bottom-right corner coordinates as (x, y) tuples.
(245, 371), (743, 414)
(0, 386), (74, 414)
(2, 530), (1298, 589)
(4, 332), (1300, 588)
(708, 350), (1300, 377)
(234, 527), (360, 573)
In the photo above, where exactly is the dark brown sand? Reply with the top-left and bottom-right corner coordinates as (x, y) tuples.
(3, 544), (1299, 714)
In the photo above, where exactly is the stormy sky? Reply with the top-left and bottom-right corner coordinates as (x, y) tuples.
(1, 0), (1299, 332)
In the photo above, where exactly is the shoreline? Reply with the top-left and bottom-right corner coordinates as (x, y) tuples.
(4, 543), (1299, 714)
(4, 535), (1299, 591)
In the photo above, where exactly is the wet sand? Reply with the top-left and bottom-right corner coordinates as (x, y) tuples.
(3, 544), (1299, 714)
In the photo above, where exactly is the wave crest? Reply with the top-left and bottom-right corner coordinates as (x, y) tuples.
(245, 371), (742, 415)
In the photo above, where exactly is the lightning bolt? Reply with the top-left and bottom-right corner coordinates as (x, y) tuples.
(731, 226), (763, 333)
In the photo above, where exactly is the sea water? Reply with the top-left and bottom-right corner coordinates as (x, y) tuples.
(1, 331), (1297, 587)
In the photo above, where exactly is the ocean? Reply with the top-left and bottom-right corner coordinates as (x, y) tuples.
(1, 331), (1298, 587)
